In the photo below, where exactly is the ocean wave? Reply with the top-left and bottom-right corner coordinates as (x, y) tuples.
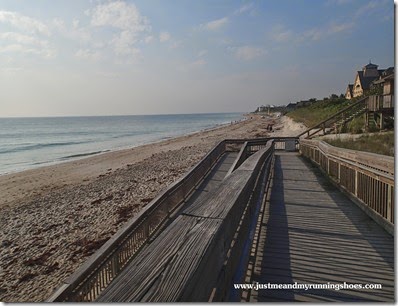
(0, 141), (87, 155)
(60, 150), (110, 160)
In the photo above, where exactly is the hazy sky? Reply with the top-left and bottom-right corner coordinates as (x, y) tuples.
(0, 0), (394, 117)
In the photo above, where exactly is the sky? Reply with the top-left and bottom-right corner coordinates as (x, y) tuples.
(0, 0), (394, 117)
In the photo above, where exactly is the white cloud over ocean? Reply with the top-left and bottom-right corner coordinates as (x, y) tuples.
(0, 0), (393, 117)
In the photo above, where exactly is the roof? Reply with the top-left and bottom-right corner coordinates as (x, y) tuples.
(364, 62), (378, 69)
(357, 70), (380, 90)
(345, 84), (353, 96)
(373, 67), (395, 84)
(382, 67), (394, 76)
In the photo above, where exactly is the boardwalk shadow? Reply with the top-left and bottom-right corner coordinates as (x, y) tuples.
(299, 156), (394, 269)
(254, 154), (295, 301)
(254, 152), (394, 302)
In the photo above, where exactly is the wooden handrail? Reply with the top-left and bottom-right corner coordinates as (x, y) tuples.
(300, 139), (394, 234)
(47, 140), (229, 302)
(96, 142), (275, 302)
(296, 97), (368, 138)
(226, 141), (249, 177)
(300, 139), (393, 177)
(47, 137), (297, 302)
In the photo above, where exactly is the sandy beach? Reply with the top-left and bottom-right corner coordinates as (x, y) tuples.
(0, 114), (306, 302)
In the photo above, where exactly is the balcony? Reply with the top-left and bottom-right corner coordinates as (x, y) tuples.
(367, 94), (394, 112)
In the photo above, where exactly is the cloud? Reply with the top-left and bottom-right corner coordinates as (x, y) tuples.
(355, 0), (378, 17)
(159, 31), (171, 42)
(144, 35), (154, 43)
(355, 0), (389, 18)
(52, 18), (92, 44)
(169, 40), (182, 49)
(89, 0), (150, 58)
(0, 43), (55, 58)
(0, 10), (51, 36)
(178, 58), (206, 72)
(0, 31), (55, 58)
(1, 32), (46, 46)
(297, 21), (354, 42)
(74, 49), (102, 61)
(1, 66), (23, 74)
(234, 3), (255, 15)
(112, 30), (140, 55)
(301, 28), (323, 41)
(270, 25), (293, 43)
(326, 0), (354, 5)
(271, 18), (354, 46)
(96, 71), (120, 78)
(197, 49), (208, 57)
(202, 17), (228, 31)
(0, 11), (54, 58)
(329, 22), (354, 34)
(233, 46), (266, 61)
(90, 0), (149, 31)
(191, 59), (206, 68)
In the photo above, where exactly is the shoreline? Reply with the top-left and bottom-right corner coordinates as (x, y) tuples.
(0, 114), (306, 302)
(0, 117), (251, 211)
(0, 115), (247, 177)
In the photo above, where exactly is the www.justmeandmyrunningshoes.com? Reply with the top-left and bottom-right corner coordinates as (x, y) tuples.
(235, 282), (382, 291)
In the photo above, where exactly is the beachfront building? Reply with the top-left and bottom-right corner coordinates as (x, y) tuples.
(347, 62), (385, 99)
(257, 105), (267, 112)
(345, 84), (354, 99)
(366, 67), (394, 130)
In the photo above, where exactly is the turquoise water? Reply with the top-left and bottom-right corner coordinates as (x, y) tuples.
(0, 113), (243, 175)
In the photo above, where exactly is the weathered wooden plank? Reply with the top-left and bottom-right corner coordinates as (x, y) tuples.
(248, 152), (394, 303)
(96, 143), (273, 302)
(184, 145), (271, 220)
(96, 215), (219, 302)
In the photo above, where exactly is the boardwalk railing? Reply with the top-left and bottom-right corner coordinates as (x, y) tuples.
(96, 141), (275, 302)
(226, 137), (298, 177)
(48, 137), (298, 302)
(300, 139), (394, 234)
(48, 139), (235, 302)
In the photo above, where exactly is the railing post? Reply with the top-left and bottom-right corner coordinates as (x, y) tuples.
(327, 158), (330, 174)
(354, 170), (358, 197)
(112, 252), (120, 278)
(387, 185), (392, 222)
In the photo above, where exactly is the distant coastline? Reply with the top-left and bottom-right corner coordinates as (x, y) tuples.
(0, 113), (244, 175)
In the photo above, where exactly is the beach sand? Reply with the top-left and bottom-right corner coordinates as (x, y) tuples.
(0, 115), (306, 302)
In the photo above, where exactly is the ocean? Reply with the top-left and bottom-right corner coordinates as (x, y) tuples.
(0, 113), (244, 175)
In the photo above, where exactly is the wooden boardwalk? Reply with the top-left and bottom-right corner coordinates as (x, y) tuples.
(179, 152), (238, 211)
(96, 151), (242, 302)
(163, 151), (238, 225)
(246, 152), (394, 302)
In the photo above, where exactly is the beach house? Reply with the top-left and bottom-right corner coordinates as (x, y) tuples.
(345, 84), (354, 99)
(346, 62), (385, 99)
(365, 67), (394, 129)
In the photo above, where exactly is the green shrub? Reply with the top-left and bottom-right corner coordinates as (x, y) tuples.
(348, 116), (364, 134)
(325, 132), (394, 156)
(288, 98), (351, 127)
